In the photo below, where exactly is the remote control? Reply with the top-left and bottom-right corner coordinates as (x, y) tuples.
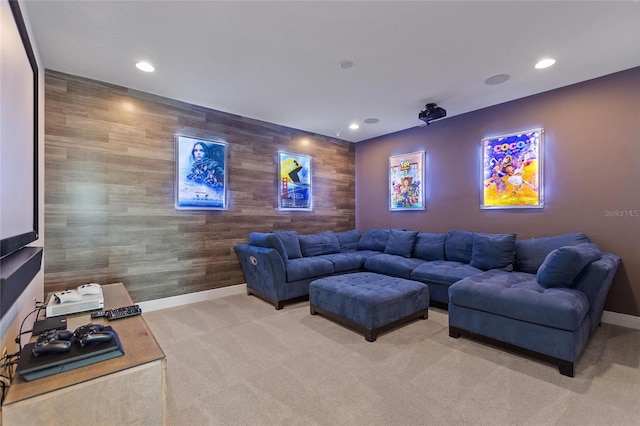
(104, 305), (142, 321)
(91, 310), (105, 319)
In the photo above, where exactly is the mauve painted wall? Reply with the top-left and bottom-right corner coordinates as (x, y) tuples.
(355, 67), (640, 316)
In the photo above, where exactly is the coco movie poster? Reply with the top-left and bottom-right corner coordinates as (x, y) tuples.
(481, 129), (543, 209)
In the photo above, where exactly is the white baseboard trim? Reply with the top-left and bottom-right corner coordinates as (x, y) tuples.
(138, 285), (640, 331)
(138, 283), (247, 313)
(601, 310), (640, 330)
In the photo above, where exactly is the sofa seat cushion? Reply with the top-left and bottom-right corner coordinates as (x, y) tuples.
(470, 232), (516, 271)
(317, 252), (366, 273)
(412, 232), (447, 261)
(449, 270), (589, 331)
(335, 229), (361, 252)
(384, 229), (418, 258)
(514, 233), (590, 273)
(358, 228), (390, 251)
(410, 260), (482, 285)
(285, 257), (334, 282)
(364, 254), (425, 279)
(536, 243), (602, 288)
(299, 231), (341, 257)
(273, 230), (303, 260)
(445, 230), (474, 263)
(249, 232), (288, 263)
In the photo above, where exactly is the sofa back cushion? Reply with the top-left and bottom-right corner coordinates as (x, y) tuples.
(536, 243), (603, 288)
(299, 231), (341, 257)
(412, 232), (447, 261)
(272, 230), (303, 260)
(384, 229), (419, 258)
(358, 228), (390, 251)
(515, 232), (590, 273)
(470, 232), (517, 271)
(445, 230), (474, 263)
(248, 232), (288, 262)
(335, 229), (361, 252)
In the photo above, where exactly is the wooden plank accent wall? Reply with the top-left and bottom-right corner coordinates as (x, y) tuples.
(44, 70), (355, 302)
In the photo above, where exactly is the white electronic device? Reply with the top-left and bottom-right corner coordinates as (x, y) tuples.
(77, 283), (101, 295)
(46, 287), (104, 318)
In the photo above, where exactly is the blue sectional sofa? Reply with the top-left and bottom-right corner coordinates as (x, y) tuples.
(234, 228), (620, 375)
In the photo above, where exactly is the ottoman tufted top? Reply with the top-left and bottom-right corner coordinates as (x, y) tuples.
(309, 272), (430, 331)
(312, 272), (426, 301)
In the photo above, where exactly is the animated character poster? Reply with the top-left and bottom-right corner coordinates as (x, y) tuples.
(481, 128), (543, 209)
(278, 152), (312, 210)
(389, 151), (425, 211)
(175, 135), (227, 210)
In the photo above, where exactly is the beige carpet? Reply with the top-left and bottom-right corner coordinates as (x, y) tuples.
(143, 294), (640, 426)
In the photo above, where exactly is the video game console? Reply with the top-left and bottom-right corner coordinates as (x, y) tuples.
(46, 285), (104, 317)
(77, 283), (101, 295)
(53, 290), (82, 303)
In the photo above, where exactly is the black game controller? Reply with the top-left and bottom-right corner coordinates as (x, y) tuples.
(73, 323), (114, 347)
(32, 329), (73, 357)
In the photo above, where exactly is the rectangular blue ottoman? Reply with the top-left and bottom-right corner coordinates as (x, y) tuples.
(309, 272), (430, 341)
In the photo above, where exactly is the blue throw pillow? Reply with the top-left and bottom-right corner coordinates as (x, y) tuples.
(412, 232), (447, 261)
(358, 229), (390, 251)
(248, 232), (288, 261)
(536, 243), (602, 288)
(384, 229), (418, 258)
(445, 230), (474, 263)
(299, 231), (341, 257)
(272, 230), (303, 260)
(514, 233), (590, 273)
(335, 229), (361, 251)
(470, 232), (516, 271)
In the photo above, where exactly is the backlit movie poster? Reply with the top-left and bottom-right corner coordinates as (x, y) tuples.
(278, 152), (312, 210)
(389, 151), (425, 211)
(482, 128), (543, 209)
(175, 135), (227, 210)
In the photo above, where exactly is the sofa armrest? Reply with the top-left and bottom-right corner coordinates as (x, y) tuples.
(234, 244), (287, 301)
(573, 252), (621, 333)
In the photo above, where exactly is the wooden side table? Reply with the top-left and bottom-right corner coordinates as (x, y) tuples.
(1, 283), (166, 425)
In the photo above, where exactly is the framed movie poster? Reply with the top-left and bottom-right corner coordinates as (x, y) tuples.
(389, 151), (425, 211)
(278, 152), (312, 211)
(481, 128), (543, 209)
(175, 135), (227, 210)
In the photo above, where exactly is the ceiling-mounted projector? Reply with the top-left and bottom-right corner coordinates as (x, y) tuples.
(418, 103), (446, 125)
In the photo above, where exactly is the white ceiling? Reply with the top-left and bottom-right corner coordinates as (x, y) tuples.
(22, 1), (640, 143)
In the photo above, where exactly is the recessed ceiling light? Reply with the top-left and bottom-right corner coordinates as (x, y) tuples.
(484, 74), (510, 85)
(349, 123), (359, 130)
(535, 58), (556, 69)
(364, 118), (380, 124)
(339, 60), (354, 69)
(135, 61), (155, 72)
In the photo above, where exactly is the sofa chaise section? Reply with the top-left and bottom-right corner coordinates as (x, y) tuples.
(448, 237), (620, 376)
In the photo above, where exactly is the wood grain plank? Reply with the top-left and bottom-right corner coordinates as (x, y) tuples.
(44, 70), (356, 302)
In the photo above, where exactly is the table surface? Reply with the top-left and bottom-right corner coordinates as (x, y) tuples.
(4, 283), (166, 404)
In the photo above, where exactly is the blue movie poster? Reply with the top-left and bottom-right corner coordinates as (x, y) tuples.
(176, 135), (227, 210)
(278, 152), (312, 210)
